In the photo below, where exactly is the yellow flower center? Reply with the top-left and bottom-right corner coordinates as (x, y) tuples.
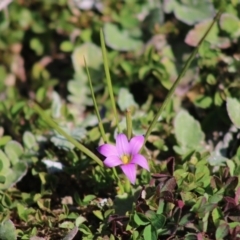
(122, 155), (130, 164)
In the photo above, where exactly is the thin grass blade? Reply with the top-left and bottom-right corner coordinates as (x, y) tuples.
(30, 102), (103, 167)
(84, 57), (107, 143)
(144, 11), (222, 145)
(100, 29), (120, 132)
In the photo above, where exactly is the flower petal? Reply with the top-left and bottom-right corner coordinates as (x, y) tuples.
(129, 135), (144, 155)
(120, 164), (137, 184)
(104, 156), (122, 167)
(130, 154), (149, 171)
(97, 144), (118, 157)
(116, 133), (130, 156)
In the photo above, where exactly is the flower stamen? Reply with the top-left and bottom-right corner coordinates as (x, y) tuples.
(122, 155), (130, 164)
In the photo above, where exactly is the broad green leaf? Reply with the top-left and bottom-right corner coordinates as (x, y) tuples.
(212, 208), (222, 226)
(0, 175), (5, 183)
(75, 216), (87, 227)
(143, 224), (157, 240)
(93, 210), (103, 220)
(59, 221), (75, 229)
(62, 227), (78, 240)
(72, 43), (102, 73)
(207, 153), (228, 166)
(83, 195), (96, 203)
(117, 88), (138, 111)
(194, 95), (212, 109)
(174, 110), (205, 154)
(4, 141), (23, 165)
(150, 214), (166, 230)
(0, 220), (17, 240)
(23, 131), (37, 149)
(0, 150), (10, 174)
(185, 20), (219, 47)
(60, 41), (74, 52)
(0, 162), (27, 190)
(219, 13), (240, 37)
(78, 224), (92, 236)
(226, 97), (240, 128)
(215, 223), (229, 239)
(0, 136), (12, 147)
(133, 213), (149, 226)
(164, 0), (215, 25)
(103, 23), (143, 51)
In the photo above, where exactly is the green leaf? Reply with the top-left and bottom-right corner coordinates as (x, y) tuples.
(75, 216), (87, 227)
(60, 41), (74, 52)
(0, 162), (27, 190)
(83, 195), (96, 203)
(0, 175), (5, 183)
(0, 150), (10, 174)
(133, 213), (149, 226)
(93, 210), (104, 220)
(226, 160), (235, 176)
(226, 97), (240, 128)
(150, 214), (166, 230)
(174, 110), (205, 154)
(194, 95), (212, 109)
(117, 88), (138, 111)
(72, 43), (102, 73)
(103, 23), (143, 51)
(62, 227), (78, 240)
(51, 91), (62, 118)
(143, 224), (157, 240)
(23, 131), (37, 149)
(4, 141), (23, 165)
(219, 13), (240, 36)
(0, 136), (12, 147)
(215, 223), (229, 239)
(78, 224), (92, 236)
(185, 20), (219, 47)
(30, 38), (44, 56)
(165, 0), (215, 25)
(0, 220), (17, 240)
(17, 203), (29, 222)
(59, 221), (75, 229)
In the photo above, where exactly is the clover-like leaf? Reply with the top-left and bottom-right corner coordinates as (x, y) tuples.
(185, 19), (219, 47)
(219, 13), (240, 37)
(164, 0), (215, 25)
(0, 162), (27, 190)
(103, 23), (143, 51)
(0, 219), (17, 240)
(174, 110), (205, 154)
(117, 88), (138, 111)
(226, 97), (240, 128)
(72, 43), (103, 73)
(4, 141), (23, 165)
(23, 131), (37, 149)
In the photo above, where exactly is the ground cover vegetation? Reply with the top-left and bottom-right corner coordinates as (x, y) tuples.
(0, 0), (240, 239)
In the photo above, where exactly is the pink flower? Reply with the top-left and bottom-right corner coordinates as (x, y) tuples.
(97, 133), (149, 184)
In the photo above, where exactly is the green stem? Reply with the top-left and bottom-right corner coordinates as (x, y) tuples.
(31, 102), (103, 167)
(84, 57), (108, 143)
(144, 11), (222, 145)
(126, 109), (132, 140)
(100, 29), (120, 132)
